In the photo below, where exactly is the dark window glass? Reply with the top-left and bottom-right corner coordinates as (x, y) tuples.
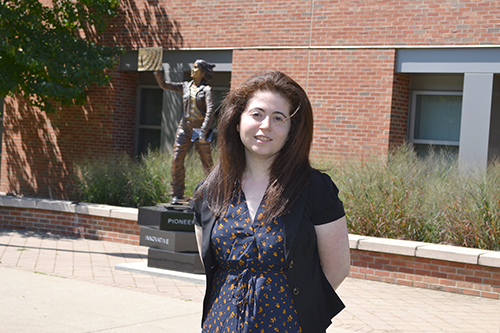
(137, 129), (161, 156)
(139, 89), (163, 126)
(414, 94), (462, 142)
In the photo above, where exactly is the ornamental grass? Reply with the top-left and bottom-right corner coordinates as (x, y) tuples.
(73, 144), (500, 251)
(73, 149), (205, 208)
(319, 144), (500, 250)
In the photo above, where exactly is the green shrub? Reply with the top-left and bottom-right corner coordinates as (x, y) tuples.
(317, 145), (500, 250)
(440, 162), (500, 250)
(73, 145), (500, 250)
(73, 149), (205, 207)
(319, 145), (440, 244)
(73, 152), (137, 207)
(131, 149), (172, 206)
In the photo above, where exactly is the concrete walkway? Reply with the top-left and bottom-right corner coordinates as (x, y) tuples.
(1, 228), (499, 333)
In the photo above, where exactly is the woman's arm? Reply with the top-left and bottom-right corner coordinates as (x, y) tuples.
(315, 216), (350, 290)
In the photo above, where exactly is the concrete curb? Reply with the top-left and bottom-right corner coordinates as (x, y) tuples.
(0, 194), (138, 221)
(115, 261), (206, 285)
(350, 234), (500, 268)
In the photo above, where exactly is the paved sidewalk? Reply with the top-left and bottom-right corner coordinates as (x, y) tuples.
(1, 228), (499, 333)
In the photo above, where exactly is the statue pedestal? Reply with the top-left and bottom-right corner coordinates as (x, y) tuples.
(147, 247), (203, 274)
(138, 204), (203, 274)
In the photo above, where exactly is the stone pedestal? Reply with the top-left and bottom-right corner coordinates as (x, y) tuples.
(147, 247), (204, 274)
(140, 226), (197, 252)
(138, 204), (202, 274)
(138, 204), (195, 232)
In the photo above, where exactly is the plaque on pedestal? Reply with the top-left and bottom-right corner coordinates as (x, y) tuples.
(148, 247), (203, 274)
(139, 226), (197, 252)
(138, 204), (195, 232)
(138, 203), (202, 274)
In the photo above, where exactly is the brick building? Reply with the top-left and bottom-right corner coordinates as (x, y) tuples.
(2, 0), (500, 199)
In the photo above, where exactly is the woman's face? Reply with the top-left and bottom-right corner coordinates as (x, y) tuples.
(238, 90), (292, 163)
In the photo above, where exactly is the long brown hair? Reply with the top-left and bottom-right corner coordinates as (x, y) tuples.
(197, 70), (314, 224)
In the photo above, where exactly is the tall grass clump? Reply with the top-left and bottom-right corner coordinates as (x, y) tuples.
(316, 144), (500, 250)
(130, 149), (173, 206)
(440, 161), (500, 250)
(74, 144), (500, 250)
(73, 152), (138, 207)
(73, 149), (206, 207)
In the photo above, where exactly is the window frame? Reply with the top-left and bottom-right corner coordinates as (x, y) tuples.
(409, 90), (463, 147)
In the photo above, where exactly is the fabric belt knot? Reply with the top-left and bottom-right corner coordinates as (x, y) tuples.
(233, 268), (257, 330)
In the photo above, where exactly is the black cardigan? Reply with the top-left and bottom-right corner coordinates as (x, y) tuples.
(192, 170), (346, 333)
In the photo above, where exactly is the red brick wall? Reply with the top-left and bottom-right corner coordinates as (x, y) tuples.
(389, 73), (411, 149)
(107, 0), (500, 49)
(110, 71), (139, 153)
(107, 0), (313, 49)
(1, 70), (138, 199)
(5, 0), (500, 198)
(310, 1), (500, 46)
(0, 206), (140, 245)
(232, 49), (397, 159)
(350, 249), (500, 300)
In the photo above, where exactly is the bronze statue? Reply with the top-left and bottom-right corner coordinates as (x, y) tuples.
(154, 60), (215, 205)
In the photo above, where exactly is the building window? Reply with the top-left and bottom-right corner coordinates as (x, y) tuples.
(409, 91), (462, 157)
(136, 87), (163, 156)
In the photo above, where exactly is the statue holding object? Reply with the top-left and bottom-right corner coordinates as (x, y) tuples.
(154, 60), (216, 205)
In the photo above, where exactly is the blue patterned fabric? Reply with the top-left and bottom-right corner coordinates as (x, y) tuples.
(202, 187), (302, 333)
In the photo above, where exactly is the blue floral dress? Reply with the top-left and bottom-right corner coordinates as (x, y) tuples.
(202, 188), (302, 333)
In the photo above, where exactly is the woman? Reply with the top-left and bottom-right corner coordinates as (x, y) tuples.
(154, 59), (215, 204)
(192, 71), (350, 333)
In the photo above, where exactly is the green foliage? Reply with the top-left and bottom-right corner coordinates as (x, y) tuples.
(0, 0), (122, 112)
(73, 152), (137, 207)
(130, 149), (172, 206)
(319, 145), (500, 251)
(440, 163), (500, 250)
(74, 145), (500, 251)
(73, 149), (206, 208)
(321, 146), (439, 243)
